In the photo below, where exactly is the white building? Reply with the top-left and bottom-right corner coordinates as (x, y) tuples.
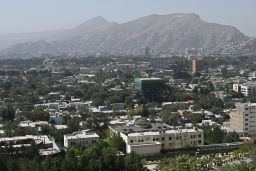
(64, 130), (100, 148)
(110, 118), (204, 155)
(233, 82), (256, 96)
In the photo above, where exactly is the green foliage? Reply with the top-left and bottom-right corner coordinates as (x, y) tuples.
(223, 131), (240, 143)
(157, 155), (205, 171)
(28, 107), (49, 121)
(108, 133), (126, 153)
(189, 113), (203, 125)
(0, 140), (146, 171)
(173, 71), (192, 81)
(193, 96), (224, 112)
(221, 161), (256, 171)
(67, 118), (80, 132)
(160, 111), (181, 126)
(202, 126), (240, 145)
(128, 106), (149, 117)
(0, 104), (15, 121)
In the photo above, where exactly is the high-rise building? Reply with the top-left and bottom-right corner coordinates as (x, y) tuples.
(135, 78), (165, 102)
(192, 59), (205, 74)
(230, 103), (256, 137)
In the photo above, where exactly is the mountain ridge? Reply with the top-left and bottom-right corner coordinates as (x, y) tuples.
(0, 13), (248, 56)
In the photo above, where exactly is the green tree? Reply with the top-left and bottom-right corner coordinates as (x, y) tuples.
(0, 104), (15, 121)
(223, 131), (240, 143)
(29, 107), (49, 121)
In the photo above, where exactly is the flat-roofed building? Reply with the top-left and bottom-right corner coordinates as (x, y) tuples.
(109, 118), (204, 155)
(233, 82), (256, 96)
(64, 130), (100, 148)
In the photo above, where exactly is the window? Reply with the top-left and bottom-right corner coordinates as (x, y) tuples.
(198, 134), (201, 138)
(198, 140), (202, 144)
(153, 138), (155, 141)
(130, 140), (134, 143)
(169, 137), (172, 140)
(162, 137), (165, 141)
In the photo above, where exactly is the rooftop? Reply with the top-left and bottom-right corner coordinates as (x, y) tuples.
(111, 122), (176, 135)
(65, 130), (99, 140)
(135, 78), (163, 81)
(127, 128), (203, 137)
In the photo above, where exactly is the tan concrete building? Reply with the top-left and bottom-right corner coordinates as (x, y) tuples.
(230, 103), (256, 137)
(192, 59), (205, 74)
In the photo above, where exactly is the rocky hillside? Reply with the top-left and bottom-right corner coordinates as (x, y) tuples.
(0, 13), (247, 56)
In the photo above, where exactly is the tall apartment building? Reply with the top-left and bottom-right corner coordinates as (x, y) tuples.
(192, 59), (205, 74)
(232, 82), (256, 96)
(109, 118), (204, 155)
(230, 103), (256, 137)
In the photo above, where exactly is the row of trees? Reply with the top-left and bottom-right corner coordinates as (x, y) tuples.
(202, 126), (240, 144)
(0, 138), (146, 171)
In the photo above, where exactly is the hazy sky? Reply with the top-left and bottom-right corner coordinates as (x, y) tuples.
(0, 0), (255, 36)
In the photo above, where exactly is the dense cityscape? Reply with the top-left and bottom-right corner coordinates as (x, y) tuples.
(1, 1), (256, 171)
(0, 52), (255, 170)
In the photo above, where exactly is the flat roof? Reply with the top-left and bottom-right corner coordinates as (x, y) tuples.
(65, 131), (99, 140)
(127, 128), (203, 137)
(135, 78), (163, 81)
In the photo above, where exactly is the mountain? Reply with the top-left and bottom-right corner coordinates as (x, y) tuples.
(0, 13), (248, 56)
